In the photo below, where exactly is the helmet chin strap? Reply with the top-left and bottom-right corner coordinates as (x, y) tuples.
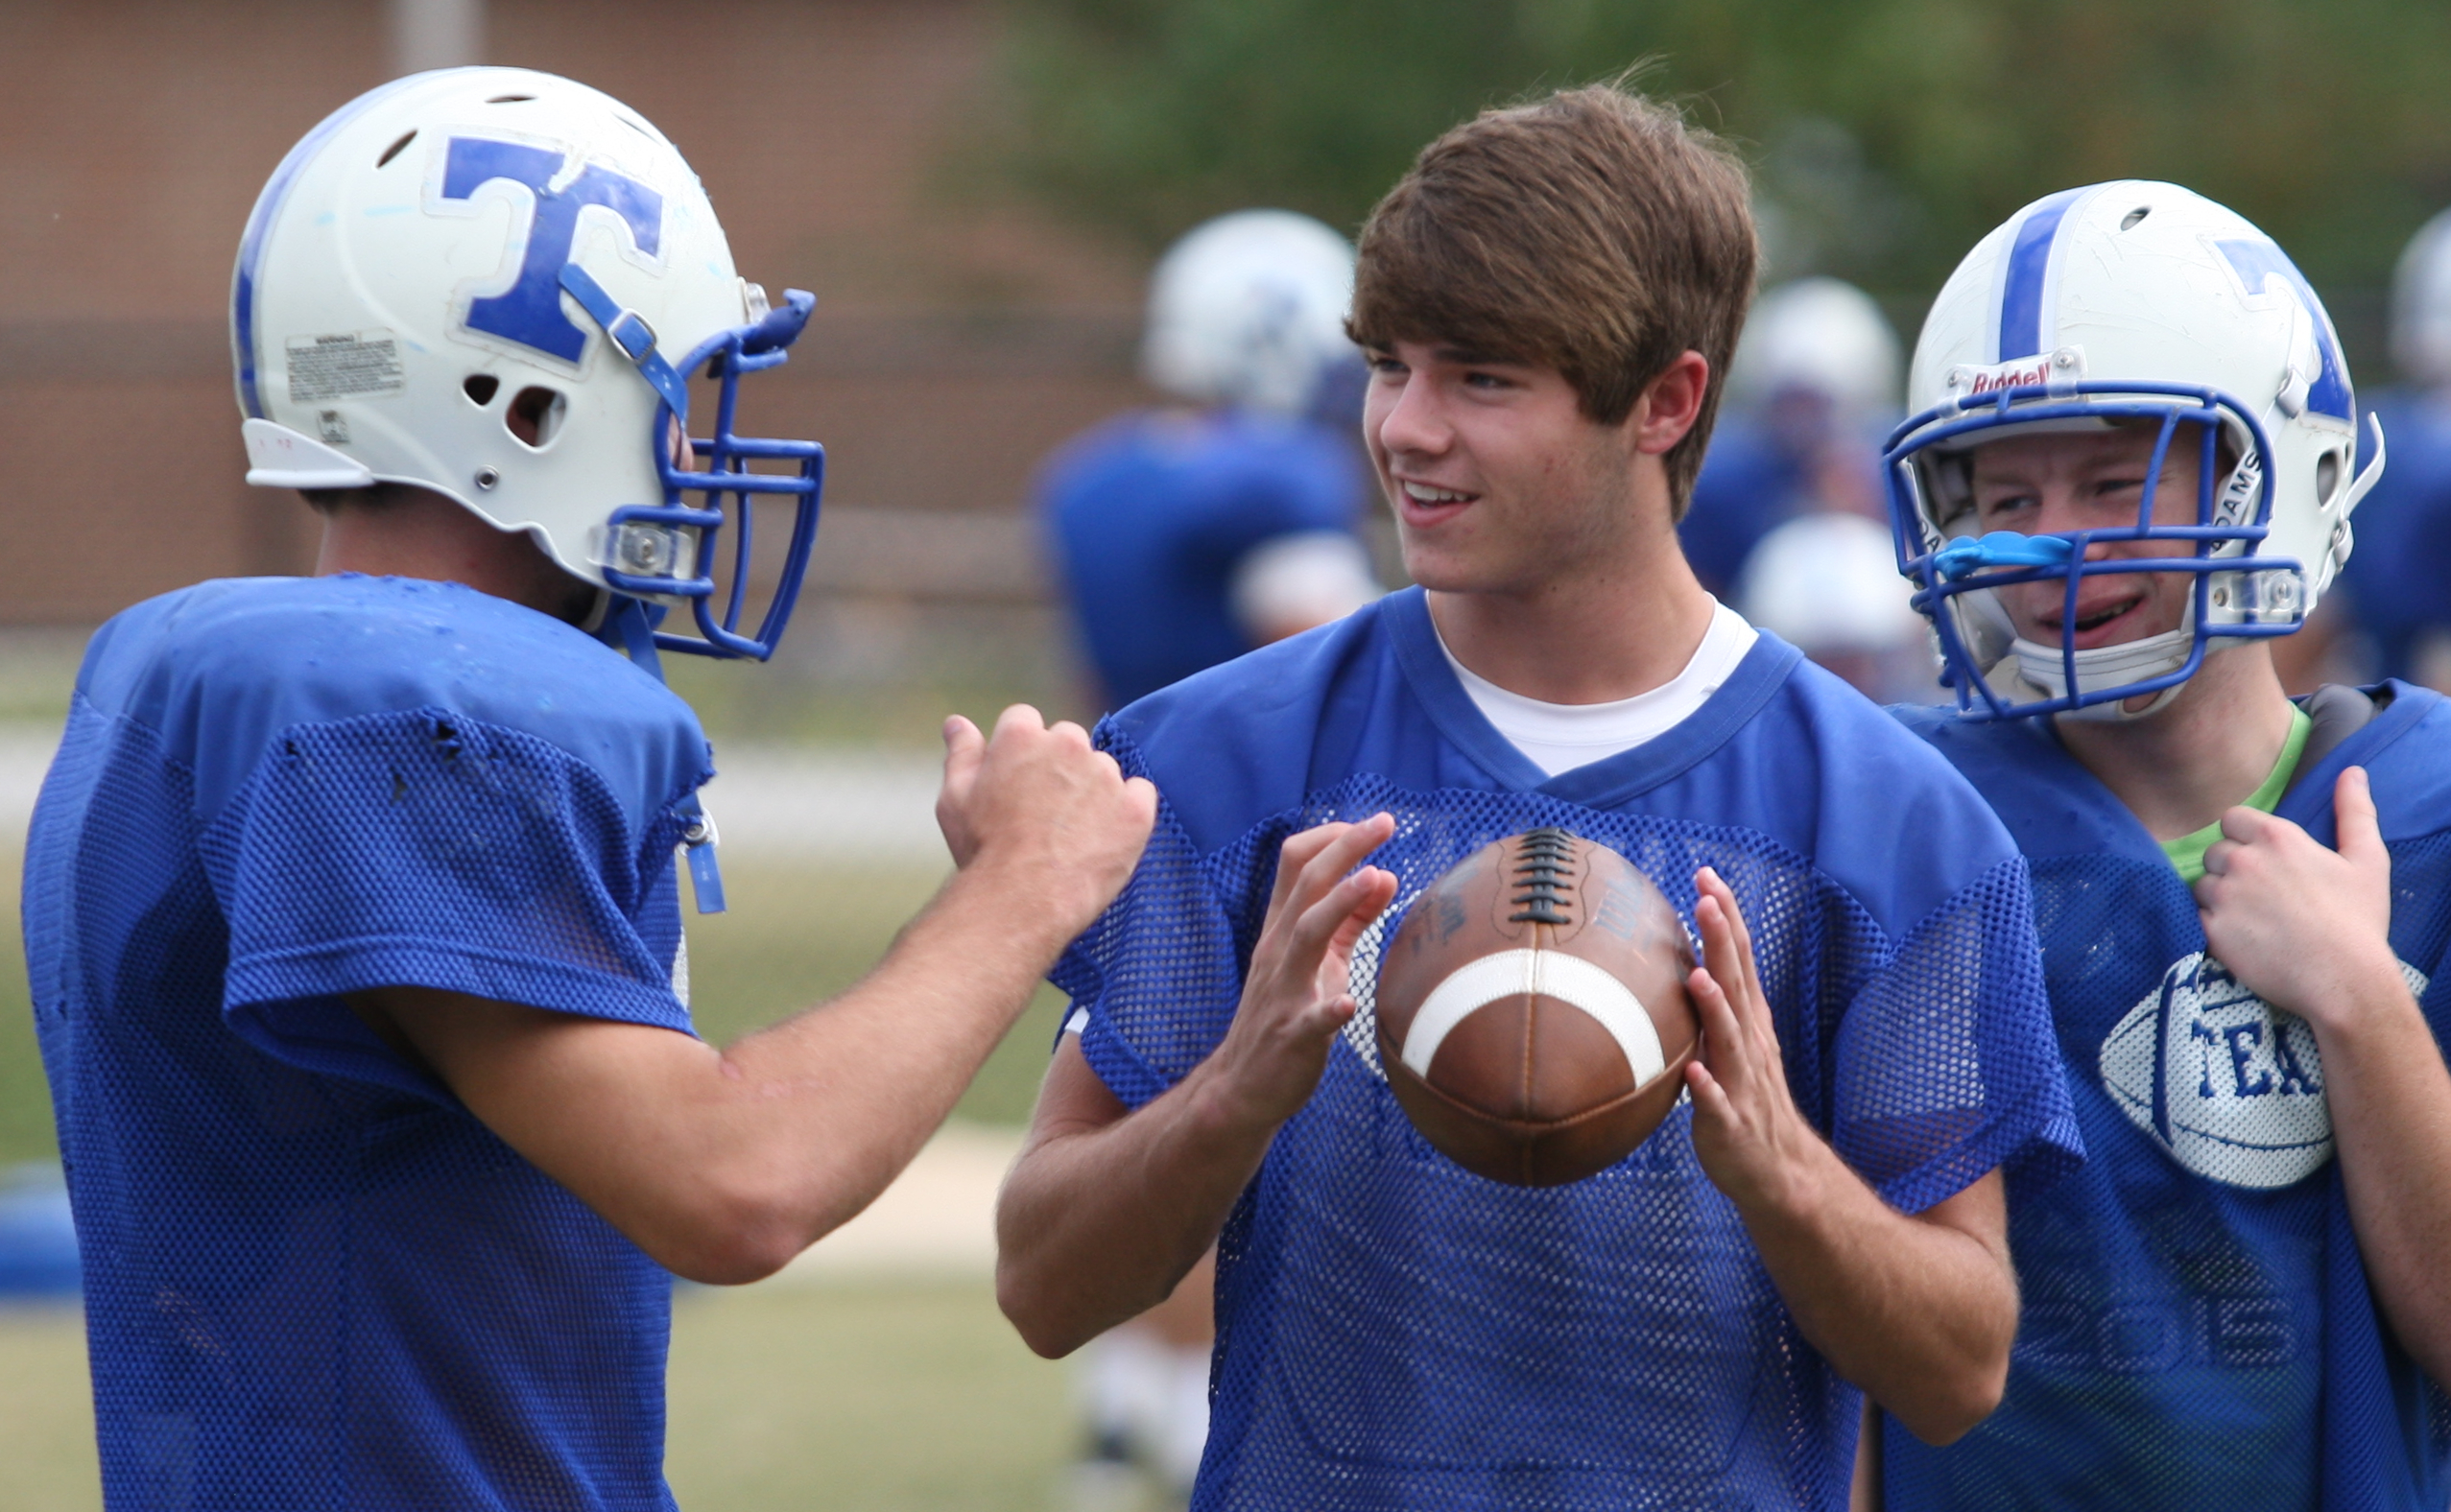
(2005, 600), (2239, 722)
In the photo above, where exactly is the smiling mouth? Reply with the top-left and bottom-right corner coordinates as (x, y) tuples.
(2036, 590), (2150, 646)
(1395, 479), (1479, 522)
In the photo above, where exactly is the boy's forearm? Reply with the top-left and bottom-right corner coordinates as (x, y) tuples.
(1739, 1156), (2015, 1447)
(997, 1051), (1282, 1358)
(721, 863), (1097, 1232)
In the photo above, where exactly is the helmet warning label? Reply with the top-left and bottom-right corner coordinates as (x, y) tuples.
(285, 331), (405, 403)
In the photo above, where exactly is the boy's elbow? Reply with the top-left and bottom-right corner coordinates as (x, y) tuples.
(995, 1254), (1091, 1359)
(1892, 1342), (2011, 1447)
(642, 1177), (814, 1287)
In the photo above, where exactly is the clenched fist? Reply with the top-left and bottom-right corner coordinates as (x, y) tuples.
(936, 705), (1157, 939)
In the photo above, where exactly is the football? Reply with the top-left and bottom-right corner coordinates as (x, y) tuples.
(1373, 828), (1700, 1187)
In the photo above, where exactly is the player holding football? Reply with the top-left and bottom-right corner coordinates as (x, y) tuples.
(22, 69), (1154, 1510)
(996, 83), (2078, 1509)
(1879, 183), (2451, 1508)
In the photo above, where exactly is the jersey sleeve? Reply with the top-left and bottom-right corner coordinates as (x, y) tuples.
(1048, 725), (1259, 1109)
(199, 705), (699, 1102)
(1830, 853), (2082, 1212)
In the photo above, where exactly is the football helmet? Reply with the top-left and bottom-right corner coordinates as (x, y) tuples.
(1725, 277), (1902, 426)
(1141, 210), (1357, 417)
(231, 67), (822, 660)
(2392, 207), (2451, 390)
(1886, 181), (2383, 719)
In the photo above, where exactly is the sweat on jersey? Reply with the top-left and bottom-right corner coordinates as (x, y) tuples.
(1054, 585), (2081, 1511)
(1889, 690), (2451, 1511)
(1037, 407), (1368, 709)
(22, 575), (708, 1512)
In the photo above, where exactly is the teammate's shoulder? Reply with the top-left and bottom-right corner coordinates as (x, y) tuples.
(2334, 682), (2451, 840)
(81, 576), (702, 820)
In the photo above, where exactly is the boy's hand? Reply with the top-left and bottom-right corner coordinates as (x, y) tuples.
(936, 705), (1156, 937)
(1195, 815), (1398, 1131)
(1684, 866), (1836, 1217)
(2198, 767), (2405, 1031)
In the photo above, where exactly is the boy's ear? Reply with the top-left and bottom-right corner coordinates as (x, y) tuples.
(1631, 351), (1711, 457)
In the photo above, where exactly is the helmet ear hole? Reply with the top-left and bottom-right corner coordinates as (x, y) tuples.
(2316, 449), (2342, 505)
(506, 386), (566, 448)
(462, 374), (500, 407)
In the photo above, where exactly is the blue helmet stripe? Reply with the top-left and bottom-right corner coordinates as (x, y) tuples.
(229, 73), (444, 420)
(1996, 188), (2089, 362)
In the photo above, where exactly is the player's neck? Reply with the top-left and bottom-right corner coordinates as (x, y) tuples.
(315, 489), (597, 625)
(2052, 644), (2300, 841)
(1425, 533), (1717, 706)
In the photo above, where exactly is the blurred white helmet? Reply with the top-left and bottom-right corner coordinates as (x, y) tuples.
(2391, 208), (2451, 390)
(232, 67), (823, 660)
(1141, 210), (1356, 416)
(1886, 181), (2383, 720)
(1725, 277), (1902, 424)
(1737, 511), (1921, 653)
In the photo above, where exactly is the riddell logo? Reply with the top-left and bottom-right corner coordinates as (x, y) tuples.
(1949, 347), (2085, 395)
(1969, 360), (2053, 394)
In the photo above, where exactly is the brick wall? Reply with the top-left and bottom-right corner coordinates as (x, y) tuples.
(0, 0), (1153, 625)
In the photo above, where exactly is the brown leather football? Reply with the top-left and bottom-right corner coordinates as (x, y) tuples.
(1373, 828), (1699, 1187)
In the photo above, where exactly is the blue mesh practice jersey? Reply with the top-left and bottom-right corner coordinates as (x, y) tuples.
(1889, 689), (2451, 1511)
(1054, 587), (2080, 1510)
(21, 575), (710, 1511)
(1038, 407), (1369, 709)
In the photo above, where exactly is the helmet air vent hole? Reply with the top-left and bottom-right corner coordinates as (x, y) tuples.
(462, 374), (499, 406)
(376, 130), (417, 169)
(2317, 450), (2342, 503)
(507, 386), (567, 448)
(485, 94), (535, 105)
(2121, 205), (2151, 230)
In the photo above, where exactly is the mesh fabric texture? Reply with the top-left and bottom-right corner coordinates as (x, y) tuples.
(1057, 749), (2075, 1511)
(1885, 840), (2451, 1511)
(25, 685), (701, 1510)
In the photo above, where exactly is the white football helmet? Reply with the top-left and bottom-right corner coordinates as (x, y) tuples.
(231, 67), (822, 660)
(1725, 277), (1902, 426)
(1886, 181), (2383, 719)
(1141, 210), (1357, 416)
(2391, 207), (2451, 390)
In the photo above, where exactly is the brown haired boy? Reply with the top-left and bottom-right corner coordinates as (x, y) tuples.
(996, 84), (2075, 1508)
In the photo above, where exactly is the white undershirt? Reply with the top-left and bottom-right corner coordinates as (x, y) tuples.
(1438, 601), (1760, 777)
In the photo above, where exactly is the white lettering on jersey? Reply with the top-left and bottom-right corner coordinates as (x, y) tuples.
(2099, 951), (2428, 1189)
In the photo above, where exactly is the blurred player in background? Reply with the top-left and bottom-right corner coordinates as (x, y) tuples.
(2335, 209), (2451, 691)
(997, 83), (2078, 1510)
(1735, 508), (1934, 701)
(1883, 182), (2451, 1510)
(1680, 276), (1901, 597)
(1039, 210), (1381, 716)
(22, 70), (1153, 1511)
(1040, 206), (1379, 1512)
